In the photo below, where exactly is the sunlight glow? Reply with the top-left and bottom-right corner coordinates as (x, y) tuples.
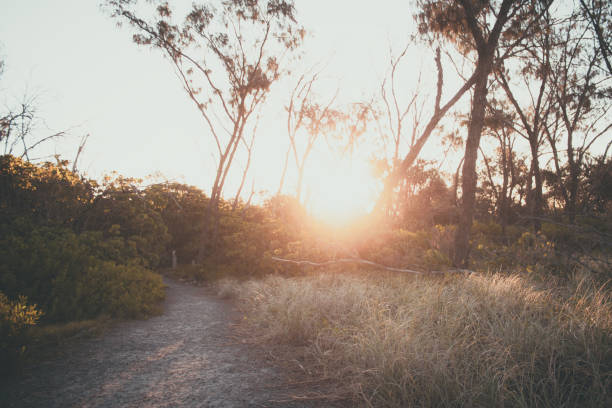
(304, 151), (380, 226)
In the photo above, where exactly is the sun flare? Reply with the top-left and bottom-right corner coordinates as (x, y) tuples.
(303, 152), (380, 226)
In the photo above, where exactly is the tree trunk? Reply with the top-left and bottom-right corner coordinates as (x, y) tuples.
(453, 157), (464, 206)
(277, 145), (291, 196)
(499, 146), (509, 239)
(563, 129), (578, 223)
(296, 164), (305, 203)
(196, 153), (228, 263)
(567, 158), (580, 223)
(528, 142), (543, 231)
(454, 63), (492, 268)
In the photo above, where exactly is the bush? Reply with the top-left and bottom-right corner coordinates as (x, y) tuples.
(355, 226), (456, 271)
(0, 292), (42, 374)
(75, 262), (165, 319)
(0, 220), (165, 322)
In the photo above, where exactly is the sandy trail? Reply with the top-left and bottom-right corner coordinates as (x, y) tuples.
(1, 279), (332, 408)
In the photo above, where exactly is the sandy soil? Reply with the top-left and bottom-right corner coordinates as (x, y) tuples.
(0, 278), (341, 408)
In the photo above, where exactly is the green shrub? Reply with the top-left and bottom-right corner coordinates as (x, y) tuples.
(0, 292), (42, 375)
(423, 248), (451, 268)
(75, 262), (165, 319)
(0, 220), (165, 322)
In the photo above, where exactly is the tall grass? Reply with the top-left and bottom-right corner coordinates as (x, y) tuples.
(219, 270), (612, 407)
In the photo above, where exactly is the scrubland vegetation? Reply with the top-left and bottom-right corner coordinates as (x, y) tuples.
(219, 269), (611, 407)
(2, 0), (612, 405)
(2, 151), (610, 389)
(0, 156), (167, 373)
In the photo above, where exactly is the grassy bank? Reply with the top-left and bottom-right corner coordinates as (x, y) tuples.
(220, 270), (612, 407)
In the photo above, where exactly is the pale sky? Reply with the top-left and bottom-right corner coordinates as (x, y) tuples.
(0, 0), (455, 221)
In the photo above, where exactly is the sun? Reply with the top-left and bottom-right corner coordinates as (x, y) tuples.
(303, 150), (380, 226)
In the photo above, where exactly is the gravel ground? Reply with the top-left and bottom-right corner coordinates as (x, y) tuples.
(0, 278), (340, 408)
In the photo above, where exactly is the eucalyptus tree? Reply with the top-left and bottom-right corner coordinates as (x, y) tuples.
(579, 0), (612, 76)
(416, 0), (553, 267)
(544, 6), (612, 222)
(491, 1), (611, 228)
(280, 71), (340, 203)
(106, 0), (303, 260)
(371, 44), (477, 221)
(369, 44), (433, 218)
(493, 9), (557, 232)
(479, 103), (523, 236)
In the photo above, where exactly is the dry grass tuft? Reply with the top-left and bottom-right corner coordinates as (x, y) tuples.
(220, 270), (612, 407)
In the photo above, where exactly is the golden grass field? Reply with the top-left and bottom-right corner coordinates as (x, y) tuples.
(219, 269), (612, 407)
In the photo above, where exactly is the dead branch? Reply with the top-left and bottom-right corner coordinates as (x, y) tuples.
(72, 133), (89, 172)
(270, 256), (475, 275)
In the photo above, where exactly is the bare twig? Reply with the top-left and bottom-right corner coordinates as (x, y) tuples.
(72, 133), (90, 172)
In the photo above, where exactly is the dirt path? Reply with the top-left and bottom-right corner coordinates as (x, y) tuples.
(1, 279), (335, 408)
